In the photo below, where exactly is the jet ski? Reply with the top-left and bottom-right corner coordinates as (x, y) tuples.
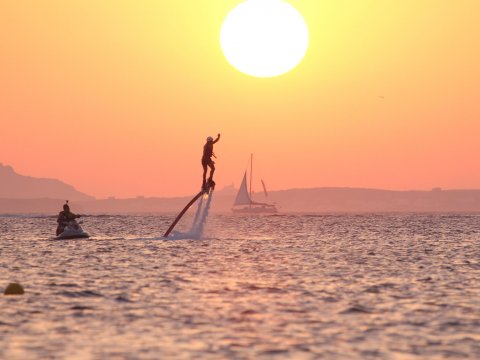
(56, 220), (90, 240)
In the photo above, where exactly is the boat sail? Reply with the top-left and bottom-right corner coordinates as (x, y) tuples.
(232, 155), (278, 214)
(233, 172), (251, 206)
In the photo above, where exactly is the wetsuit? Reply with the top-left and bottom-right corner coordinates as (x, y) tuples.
(202, 135), (220, 188)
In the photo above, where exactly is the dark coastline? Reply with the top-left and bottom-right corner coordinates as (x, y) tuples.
(1, 188), (479, 214)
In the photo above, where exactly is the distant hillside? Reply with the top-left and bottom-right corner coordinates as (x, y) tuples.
(0, 182), (479, 214)
(266, 187), (480, 213)
(77, 187), (480, 213)
(0, 163), (94, 201)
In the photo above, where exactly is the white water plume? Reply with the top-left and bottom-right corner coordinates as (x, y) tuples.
(167, 192), (213, 240)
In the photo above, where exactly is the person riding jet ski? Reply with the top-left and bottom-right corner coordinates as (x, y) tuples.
(56, 201), (81, 236)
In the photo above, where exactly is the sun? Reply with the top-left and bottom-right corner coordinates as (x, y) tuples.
(220, 0), (309, 78)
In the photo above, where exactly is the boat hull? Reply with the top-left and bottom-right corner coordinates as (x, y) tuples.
(231, 206), (278, 214)
(56, 231), (90, 240)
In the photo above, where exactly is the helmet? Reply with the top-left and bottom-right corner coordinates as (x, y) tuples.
(207, 136), (213, 142)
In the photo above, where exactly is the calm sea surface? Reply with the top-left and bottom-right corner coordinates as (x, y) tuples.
(0, 213), (479, 359)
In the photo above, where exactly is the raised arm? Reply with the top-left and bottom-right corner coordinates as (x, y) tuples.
(213, 133), (221, 144)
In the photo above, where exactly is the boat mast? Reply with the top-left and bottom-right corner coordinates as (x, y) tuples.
(249, 153), (253, 208)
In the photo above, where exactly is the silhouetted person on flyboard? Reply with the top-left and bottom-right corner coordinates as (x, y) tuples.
(56, 201), (81, 236)
(202, 134), (220, 191)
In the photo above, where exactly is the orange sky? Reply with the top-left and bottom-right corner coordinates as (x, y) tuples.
(1, 1), (479, 198)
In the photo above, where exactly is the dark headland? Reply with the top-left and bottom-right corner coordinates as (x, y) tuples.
(0, 164), (479, 213)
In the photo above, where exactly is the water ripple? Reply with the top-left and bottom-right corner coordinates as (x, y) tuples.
(0, 213), (479, 359)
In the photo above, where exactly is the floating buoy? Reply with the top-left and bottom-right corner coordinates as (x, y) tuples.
(4, 283), (24, 295)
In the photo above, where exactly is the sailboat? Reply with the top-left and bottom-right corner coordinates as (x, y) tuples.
(232, 154), (278, 214)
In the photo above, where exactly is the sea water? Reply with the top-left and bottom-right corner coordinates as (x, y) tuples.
(0, 213), (479, 359)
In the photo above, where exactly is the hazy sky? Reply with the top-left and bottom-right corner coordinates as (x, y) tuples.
(1, 1), (479, 198)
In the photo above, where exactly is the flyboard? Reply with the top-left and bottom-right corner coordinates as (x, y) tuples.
(164, 179), (215, 237)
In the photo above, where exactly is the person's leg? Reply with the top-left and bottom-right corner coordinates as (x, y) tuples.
(202, 160), (208, 188)
(208, 161), (215, 181)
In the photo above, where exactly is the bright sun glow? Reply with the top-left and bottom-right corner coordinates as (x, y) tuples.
(220, 0), (309, 78)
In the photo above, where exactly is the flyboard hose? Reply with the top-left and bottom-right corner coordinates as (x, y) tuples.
(164, 184), (214, 237)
